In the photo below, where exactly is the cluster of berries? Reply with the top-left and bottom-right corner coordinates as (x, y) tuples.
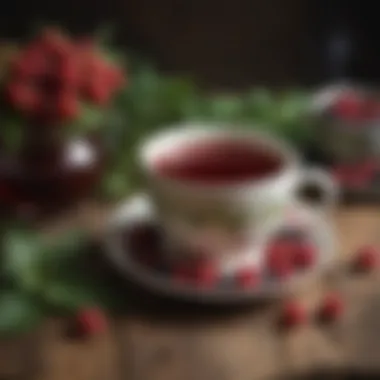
(4, 28), (125, 125)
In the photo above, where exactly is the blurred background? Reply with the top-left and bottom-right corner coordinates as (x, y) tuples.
(1, 0), (379, 90)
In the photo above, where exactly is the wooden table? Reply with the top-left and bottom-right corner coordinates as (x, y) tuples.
(1, 205), (380, 380)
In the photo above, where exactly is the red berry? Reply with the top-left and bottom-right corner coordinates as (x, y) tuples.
(58, 57), (80, 88)
(332, 94), (363, 120)
(11, 48), (48, 79)
(318, 293), (344, 322)
(38, 29), (72, 58)
(267, 241), (294, 279)
(6, 83), (38, 113)
(280, 301), (307, 328)
(56, 93), (79, 120)
(293, 243), (316, 269)
(354, 246), (379, 272)
(85, 80), (111, 105)
(74, 308), (108, 336)
(235, 267), (260, 288)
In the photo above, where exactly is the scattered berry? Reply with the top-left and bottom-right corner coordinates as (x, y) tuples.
(235, 267), (261, 288)
(293, 242), (316, 269)
(73, 308), (108, 337)
(280, 301), (307, 329)
(318, 293), (344, 323)
(354, 246), (379, 272)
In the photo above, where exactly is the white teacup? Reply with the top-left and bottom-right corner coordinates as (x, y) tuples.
(138, 124), (337, 263)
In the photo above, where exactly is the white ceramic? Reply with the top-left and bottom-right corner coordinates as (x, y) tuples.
(138, 124), (337, 262)
(103, 194), (337, 303)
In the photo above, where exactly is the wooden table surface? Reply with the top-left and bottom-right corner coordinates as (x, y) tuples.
(1, 205), (380, 380)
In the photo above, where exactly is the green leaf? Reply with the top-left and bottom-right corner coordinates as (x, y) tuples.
(244, 88), (275, 120)
(43, 273), (125, 311)
(207, 95), (245, 122)
(0, 290), (42, 337)
(4, 229), (87, 292)
(3, 231), (46, 291)
(69, 103), (106, 135)
(100, 169), (132, 201)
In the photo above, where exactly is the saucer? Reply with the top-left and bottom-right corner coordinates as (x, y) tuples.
(103, 194), (337, 303)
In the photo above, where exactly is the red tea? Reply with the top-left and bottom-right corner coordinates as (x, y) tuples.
(154, 138), (283, 183)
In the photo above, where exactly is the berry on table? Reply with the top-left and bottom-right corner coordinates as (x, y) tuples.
(279, 300), (307, 329)
(317, 293), (344, 323)
(73, 308), (108, 337)
(354, 245), (379, 272)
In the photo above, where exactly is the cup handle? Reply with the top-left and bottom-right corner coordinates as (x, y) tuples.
(295, 167), (338, 211)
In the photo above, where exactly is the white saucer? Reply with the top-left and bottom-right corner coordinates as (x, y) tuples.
(103, 194), (337, 303)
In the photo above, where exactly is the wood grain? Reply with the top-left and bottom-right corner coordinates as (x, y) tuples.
(0, 205), (379, 380)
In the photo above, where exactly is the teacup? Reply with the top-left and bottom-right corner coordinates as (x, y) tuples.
(138, 124), (337, 263)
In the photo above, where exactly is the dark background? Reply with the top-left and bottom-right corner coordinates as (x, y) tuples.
(0, 0), (379, 90)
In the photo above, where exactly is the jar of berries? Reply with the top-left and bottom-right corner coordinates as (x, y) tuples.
(0, 28), (126, 217)
(312, 84), (380, 192)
